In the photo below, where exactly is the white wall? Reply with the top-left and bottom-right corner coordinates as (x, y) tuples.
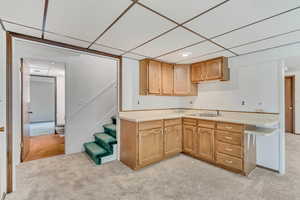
(12, 39), (118, 184)
(0, 29), (7, 196)
(122, 58), (185, 110)
(30, 78), (55, 122)
(285, 70), (300, 133)
(185, 61), (279, 113)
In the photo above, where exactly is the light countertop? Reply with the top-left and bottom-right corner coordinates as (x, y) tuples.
(119, 109), (279, 127)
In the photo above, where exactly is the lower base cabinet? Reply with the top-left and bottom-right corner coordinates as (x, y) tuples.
(164, 123), (182, 157)
(120, 118), (256, 175)
(138, 128), (164, 166)
(197, 127), (214, 162)
(120, 118), (182, 170)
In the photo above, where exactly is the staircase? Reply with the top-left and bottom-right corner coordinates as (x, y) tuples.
(83, 116), (117, 165)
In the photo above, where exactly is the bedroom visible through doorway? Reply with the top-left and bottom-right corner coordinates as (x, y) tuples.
(21, 58), (66, 162)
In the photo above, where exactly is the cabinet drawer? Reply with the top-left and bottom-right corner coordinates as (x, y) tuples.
(139, 120), (162, 131)
(183, 118), (197, 125)
(217, 122), (244, 133)
(216, 141), (243, 158)
(216, 130), (242, 146)
(164, 118), (181, 127)
(198, 120), (215, 129)
(216, 153), (242, 170)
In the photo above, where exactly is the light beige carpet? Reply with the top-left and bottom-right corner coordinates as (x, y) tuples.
(6, 133), (300, 200)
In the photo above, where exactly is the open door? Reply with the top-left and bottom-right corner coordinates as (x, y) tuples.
(285, 76), (295, 133)
(21, 58), (31, 161)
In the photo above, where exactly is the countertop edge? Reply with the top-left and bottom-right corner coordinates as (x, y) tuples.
(119, 115), (279, 127)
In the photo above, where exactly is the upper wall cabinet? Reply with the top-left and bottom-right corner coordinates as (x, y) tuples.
(139, 59), (197, 96)
(174, 64), (197, 96)
(161, 63), (174, 95)
(140, 59), (162, 95)
(191, 57), (229, 83)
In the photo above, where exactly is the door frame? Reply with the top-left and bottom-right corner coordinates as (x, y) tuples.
(285, 75), (295, 134)
(20, 73), (58, 162)
(5, 32), (122, 193)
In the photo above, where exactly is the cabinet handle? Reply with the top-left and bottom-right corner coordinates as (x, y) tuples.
(225, 148), (233, 151)
(226, 126), (233, 130)
(225, 160), (233, 164)
(225, 136), (232, 140)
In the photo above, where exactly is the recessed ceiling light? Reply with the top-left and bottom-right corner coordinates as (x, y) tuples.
(182, 52), (192, 57)
(51, 62), (55, 64)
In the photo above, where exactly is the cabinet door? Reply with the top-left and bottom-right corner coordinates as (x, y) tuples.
(197, 128), (214, 161)
(148, 60), (162, 94)
(139, 128), (164, 166)
(191, 62), (206, 82)
(161, 63), (174, 95)
(205, 58), (222, 80)
(164, 125), (182, 157)
(183, 125), (196, 155)
(174, 64), (191, 95)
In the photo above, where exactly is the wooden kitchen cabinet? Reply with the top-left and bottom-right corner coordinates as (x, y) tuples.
(139, 59), (162, 95)
(161, 63), (174, 95)
(174, 64), (197, 96)
(191, 57), (229, 82)
(120, 119), (181, 170)
(139, 128), (164, 167)
(182, 119), (197, 155)
(140, 59), (197, 96)
(164, 119), (182, 157)
(120, 118), (256, 176)
(197, 127), (214, 161)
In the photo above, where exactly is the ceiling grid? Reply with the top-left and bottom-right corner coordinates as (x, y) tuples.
(0, 0), (299, 62)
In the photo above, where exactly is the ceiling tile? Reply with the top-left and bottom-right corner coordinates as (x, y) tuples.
(90, 43), (125, 55)
(132, 27), (202, 58)
(140, 0), (225, 23)
(157, 41), (223, 63)
(123, 53), (146, 60)
(3, 22), (42, 37)
(186, 0), (300, 38)
(46, 0), (132, 42)
(213, 9), (300, 48)
(96, 4), (176, 51)
(44, 32), (90, 48)
(230, 30), (300, 55)
(177, 50), (234, 64)
(0, 0), (44, 28)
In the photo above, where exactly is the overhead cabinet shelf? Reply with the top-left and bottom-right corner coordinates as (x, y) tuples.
(139, 59), (197, 96)
(191, 57), (229, 82)
(139, 57), (229, 97)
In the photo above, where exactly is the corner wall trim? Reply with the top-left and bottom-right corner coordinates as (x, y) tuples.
(1, 192), (6, 200)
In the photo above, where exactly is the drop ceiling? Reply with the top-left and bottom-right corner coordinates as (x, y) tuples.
(1, 0), (300, 63)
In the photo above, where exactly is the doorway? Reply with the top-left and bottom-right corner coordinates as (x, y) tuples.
(285, 76), (295, 133)
(21, 58), (65, 162)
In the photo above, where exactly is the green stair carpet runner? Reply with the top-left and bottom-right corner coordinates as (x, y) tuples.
(103, 123), (116, 138)
(95, 132), (117, 153)
(83, 117), (117, 165)
(83, 142), (109, 165)
(111, 116), (116, 125)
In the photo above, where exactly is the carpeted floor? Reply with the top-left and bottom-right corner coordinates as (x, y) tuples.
(24, 134), (65, 162)
(6, 133), (300, 200)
